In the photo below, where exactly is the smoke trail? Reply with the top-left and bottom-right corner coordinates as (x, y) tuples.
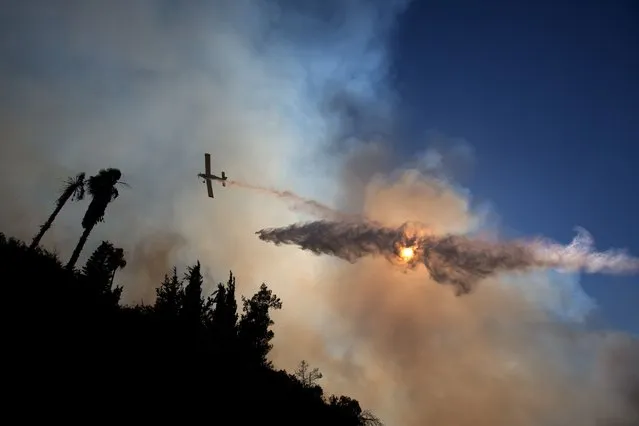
(226, 179), (367, 222)
(256, 220), (639, 294)
(530, 227), (639, 274)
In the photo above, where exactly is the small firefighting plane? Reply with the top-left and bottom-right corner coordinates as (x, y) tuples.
(198, 153), (227, 198)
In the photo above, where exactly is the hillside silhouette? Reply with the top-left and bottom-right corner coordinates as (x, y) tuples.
(4, 169), (382, 425)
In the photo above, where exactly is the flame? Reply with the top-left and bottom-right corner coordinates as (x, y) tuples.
(399, 246), (415, 261)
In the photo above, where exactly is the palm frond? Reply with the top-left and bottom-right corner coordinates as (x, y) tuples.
(56, 172), (86, 204)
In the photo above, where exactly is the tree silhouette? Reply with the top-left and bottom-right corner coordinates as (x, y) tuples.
(329, 395), (365, 425)
(30, 172), (86, 250)
(360, 410), (384, 426)
(154, 267), (184, 319)
(182, 260), (204, 328)
(294, 360), (324, 388)
(238, 282), (282, 367)
(66, 168), (122, 270)
(81, 240), (125, 306)
(205, 271), (239, 353)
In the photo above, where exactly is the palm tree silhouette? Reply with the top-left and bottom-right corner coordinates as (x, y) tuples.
(66, 168), (123, 270)
(30, 173), (86, 250)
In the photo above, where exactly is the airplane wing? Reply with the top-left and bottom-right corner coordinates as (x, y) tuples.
(204, 153), (212, 175)
(206, 179), (214, 198)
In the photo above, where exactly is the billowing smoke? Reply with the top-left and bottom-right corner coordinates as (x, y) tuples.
(257, 219), (639, 294)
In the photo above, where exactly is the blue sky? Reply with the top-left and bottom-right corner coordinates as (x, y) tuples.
(389, 0), (638, 333)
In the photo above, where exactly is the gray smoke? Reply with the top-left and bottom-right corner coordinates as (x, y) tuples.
(257, 220), (639, 294)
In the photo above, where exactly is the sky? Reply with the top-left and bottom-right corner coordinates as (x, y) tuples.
(1, 1), (638, 425)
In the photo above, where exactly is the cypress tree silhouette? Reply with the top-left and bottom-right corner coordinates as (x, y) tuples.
(66, 168), (123, 270)
(30, 172), (86, 250)
(182, 260), (204, 328)
(206, 271), (238, 342)
(154, 266), (184, 319)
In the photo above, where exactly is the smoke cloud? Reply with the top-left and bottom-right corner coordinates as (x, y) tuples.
(257, 220), (639, 294)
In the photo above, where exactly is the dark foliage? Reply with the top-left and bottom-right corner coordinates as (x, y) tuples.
(4, 231), (382, 425)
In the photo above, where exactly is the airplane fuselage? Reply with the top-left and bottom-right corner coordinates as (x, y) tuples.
(198, 173), (226, 181)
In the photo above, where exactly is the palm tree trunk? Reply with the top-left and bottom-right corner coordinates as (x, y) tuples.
(66, 223), (95, 270)
(29, 201), (65, 250)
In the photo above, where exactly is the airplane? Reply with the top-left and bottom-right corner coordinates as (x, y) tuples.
(198, 153), (227, 198)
